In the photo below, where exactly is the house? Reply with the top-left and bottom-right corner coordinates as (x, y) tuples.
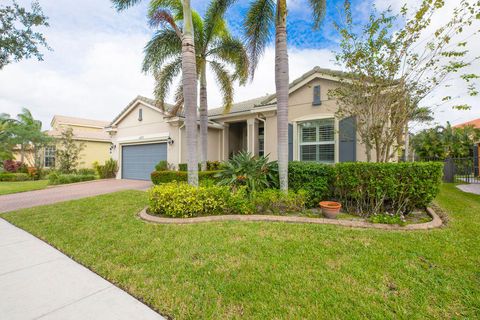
(454, 117), (480, 168)
(107, 67), (368, 180)
(43, 115), (111, 169)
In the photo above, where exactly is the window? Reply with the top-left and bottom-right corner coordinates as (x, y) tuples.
(258, 126), (265, 156)
(44, 146), (56, 168)
(313, 85), (321, 106)
(138, 108), (143, 121)
(299, 119), (335, 163)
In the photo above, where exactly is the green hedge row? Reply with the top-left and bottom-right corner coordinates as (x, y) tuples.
(0, 173), (31, 181)
(151, 170), (221, 184)
(334, 162), (443, 215)
(48, 173), (96, 185)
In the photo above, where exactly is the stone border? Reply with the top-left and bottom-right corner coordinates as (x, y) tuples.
(138, 207), (443, 231)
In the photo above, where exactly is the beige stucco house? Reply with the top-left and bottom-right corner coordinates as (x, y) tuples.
(107, 67), (367, 180)
(44, 115), (111, 169)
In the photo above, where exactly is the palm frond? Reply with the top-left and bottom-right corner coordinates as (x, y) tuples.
(148, 0), (183, 18)
(111, 0), (143, 11)
(149, 9), (182, 38)
(209, 61), (234, 113)
(208, 35), (249, 85)
(308, 0), (327, 29)
(153, 57), (182, 111)
(169, 81), (184, 116)
(192, 10), (205, 53)
(142, 29), (182, 73)
(203, 0), (235, 47)
(244, 0), (275, 77)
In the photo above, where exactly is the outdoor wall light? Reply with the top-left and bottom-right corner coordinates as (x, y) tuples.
(167, 137), (174, 145)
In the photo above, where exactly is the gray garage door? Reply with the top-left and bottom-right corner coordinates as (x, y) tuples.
(122, 143), (167, 180)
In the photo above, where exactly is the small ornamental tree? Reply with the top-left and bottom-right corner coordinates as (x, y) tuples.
(331, 0), (480, 162)
(0, 0), (50, 69)
(55, 128), (85, 173)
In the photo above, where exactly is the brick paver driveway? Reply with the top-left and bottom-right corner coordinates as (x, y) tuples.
(0, 179), (152, 213)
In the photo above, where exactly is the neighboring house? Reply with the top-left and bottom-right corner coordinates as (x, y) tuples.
(14, 115), (112, 169)
(108, 67), (368, 180)
(46, 115), (111, 169)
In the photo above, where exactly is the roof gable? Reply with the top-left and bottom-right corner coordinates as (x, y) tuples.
(109, 96), (171, 127)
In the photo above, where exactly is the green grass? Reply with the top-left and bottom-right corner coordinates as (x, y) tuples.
(2, 184), (479, 319)
(0, 180), (49, 195)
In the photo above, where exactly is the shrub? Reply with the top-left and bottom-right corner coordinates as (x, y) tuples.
(148, 183), (253, 217)
(151, 170), (221, 184)
(178, 161), (221, 171)
(27, 167), (42, 180)
(3, 160), (23, 173)
(252, 189), (307, 214)
(78, 168), (96, 176)
(155, 160), (169, 171)
(0, 173), (30, 181)
(288, 162), (336, 207)
(334, 162), (443, 215)
(94, 159), (118, 179)
(48, 172), (96, 185)
(216, 152), (278, 193)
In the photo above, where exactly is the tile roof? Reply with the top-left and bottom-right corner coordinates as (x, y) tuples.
(453, 118), (480, 129)
(53, 115), (110, 128)
(208, 96), (270, 116)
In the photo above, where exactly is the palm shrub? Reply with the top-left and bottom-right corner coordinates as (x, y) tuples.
(94, 159), (118, 179)
(216, 151), (278, 194)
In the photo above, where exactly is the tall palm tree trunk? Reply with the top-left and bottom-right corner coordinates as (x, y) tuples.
(199, 64), (208, 172)
(182, 0), (198, 186)
(276, 1), (289, 191)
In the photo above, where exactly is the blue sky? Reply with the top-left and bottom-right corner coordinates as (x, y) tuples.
(0, 0), (478, 130)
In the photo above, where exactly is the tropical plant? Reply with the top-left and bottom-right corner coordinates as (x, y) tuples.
(55, 128), (85, 173)
(111, 0), (199, 186)
(0, 0), (50, 69)
(94, 158), (119, 179)
(216, 151), (278, 194)
(244, 0), (327, 191)
(412, 123), (480, 159)
(143, 0), (248, 172)
(0, 109), (52, 168)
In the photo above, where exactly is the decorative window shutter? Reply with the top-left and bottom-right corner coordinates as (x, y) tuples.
(339, 116), (356, 162)
(288, 123), (293, 161)
(313, 85), (321, 105)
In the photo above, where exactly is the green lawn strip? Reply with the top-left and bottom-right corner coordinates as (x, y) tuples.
(0, 180), (49, 195)
(2, 184), (479, 319)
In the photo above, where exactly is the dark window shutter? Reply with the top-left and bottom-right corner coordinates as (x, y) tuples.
(339, 116), (356, 162)
(138, 108), (143, 121)
(313, 85), (321, 106)
(288, 123), (293, 161)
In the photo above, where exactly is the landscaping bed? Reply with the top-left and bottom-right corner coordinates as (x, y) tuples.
(2, 184), (479, 319)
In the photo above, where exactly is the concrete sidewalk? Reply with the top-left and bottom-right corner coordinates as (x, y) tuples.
(0, 219), (164, 320)
(457, 184), (480, 195)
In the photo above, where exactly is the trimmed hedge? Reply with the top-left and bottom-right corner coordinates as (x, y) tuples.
(288, 161), (335, 207)
(148, 182), (252, 217)
(151, 170), (221, 185)
(48, 172), (96, 185)
(334, 162), (443, 215)
(178, 161), (221, 171)
(0, 173), (30, 182)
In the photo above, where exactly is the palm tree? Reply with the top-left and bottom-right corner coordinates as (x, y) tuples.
(244, 0), (326, 191)
(111, 0), (200, 186)
(143, 0), (248, 171)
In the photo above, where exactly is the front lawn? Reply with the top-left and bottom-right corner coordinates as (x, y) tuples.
(0, 180), (49, 195)
(2, 184), (479, 319)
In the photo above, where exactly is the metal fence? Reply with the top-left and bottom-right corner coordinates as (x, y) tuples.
(416, 155), (480, 184)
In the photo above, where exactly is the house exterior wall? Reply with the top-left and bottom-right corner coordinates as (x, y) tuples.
(179, 126), (223, 164)
(78, 140), (111, 168)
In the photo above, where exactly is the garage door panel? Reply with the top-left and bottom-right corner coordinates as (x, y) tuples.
(122, 143), (167, 180)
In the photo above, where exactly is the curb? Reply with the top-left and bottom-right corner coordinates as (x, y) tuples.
(138, 207), (443, 231)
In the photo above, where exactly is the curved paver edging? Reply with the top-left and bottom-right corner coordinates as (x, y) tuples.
(138, 207), (443, 231)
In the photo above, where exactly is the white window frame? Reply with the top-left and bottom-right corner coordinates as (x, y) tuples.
(292, 115), (339, 163)
(44, 146), (56, 168)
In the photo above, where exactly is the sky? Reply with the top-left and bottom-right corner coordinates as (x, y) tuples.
(0, 0), (478, 131)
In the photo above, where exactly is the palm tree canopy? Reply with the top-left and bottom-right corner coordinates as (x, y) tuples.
(143, 0), (249, 113)
(244, 0), (326, 75)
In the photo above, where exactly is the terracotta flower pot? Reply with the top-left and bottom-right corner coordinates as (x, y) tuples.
(319, 201), (342, 219)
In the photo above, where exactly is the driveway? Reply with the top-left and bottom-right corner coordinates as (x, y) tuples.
(0, 219), (164, 320)
(0, 179), (152, 213)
